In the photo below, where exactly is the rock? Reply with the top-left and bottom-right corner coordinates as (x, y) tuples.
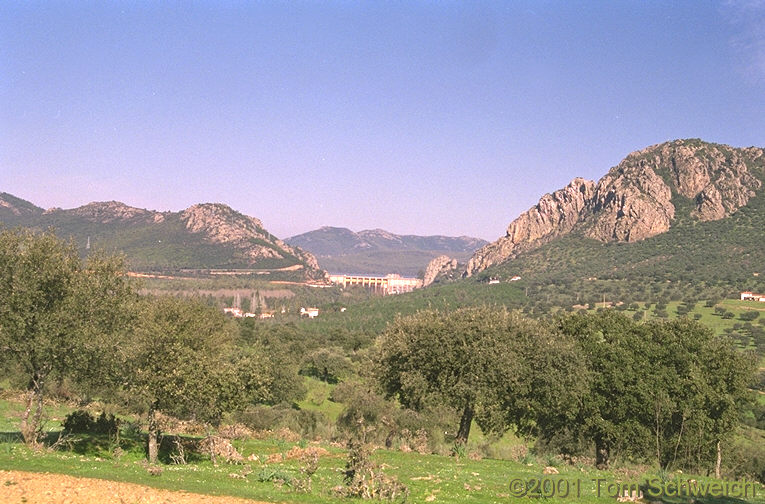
(466, 178), (595, 275)
(180, 203), (325, 277)
(423, 255), (458, 286)
(465, 139), (765, 276)
(68, 201), (161, 223)
(584, 164), (674, 242)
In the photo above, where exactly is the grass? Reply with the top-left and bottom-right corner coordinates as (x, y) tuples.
(2, 433), (763, 503)
(584, 299), (764, 337)
(296, 377), (344, 421)
(0, 393), (763, 504)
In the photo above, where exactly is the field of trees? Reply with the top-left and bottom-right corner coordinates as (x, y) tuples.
(1, 228), (764, 503)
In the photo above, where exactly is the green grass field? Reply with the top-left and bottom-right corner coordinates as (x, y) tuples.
(1, 394), (763, 504)
(2, 432), (763, 504)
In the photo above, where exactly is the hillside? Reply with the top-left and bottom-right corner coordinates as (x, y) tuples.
(0, 196), (326, 281)
(287, 226), (486, 275)
(0, 192), (44, 226)
(466, 139), (765, 277)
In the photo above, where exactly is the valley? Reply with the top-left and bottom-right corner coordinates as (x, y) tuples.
(2, 139), (765, 504)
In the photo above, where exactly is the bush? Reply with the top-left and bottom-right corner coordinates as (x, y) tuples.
(724, 429), (765, 482)
(233, 404), (332, 440)
(740, 311), (760, 322)
(339, 419), (409, 502)
(300, 348), (353, 384)
(62, 410), (119, 435)
(336, 384), (395, 443)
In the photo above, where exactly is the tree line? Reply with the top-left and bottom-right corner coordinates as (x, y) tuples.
(0, 228), (758, 477)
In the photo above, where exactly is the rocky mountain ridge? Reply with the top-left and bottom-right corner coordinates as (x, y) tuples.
(466, 139), (765, 276)
(0, 195), (325, 279)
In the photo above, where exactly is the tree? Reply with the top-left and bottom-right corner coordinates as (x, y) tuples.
(0, 229), (133, 446)
(300, 347), (354, 384)
(375, 306), (585, 446)
(121, 296), (266, 464)
(643, 319), (754, 473)
(556, 310), (646, 468)
(556, 312), (755, 472)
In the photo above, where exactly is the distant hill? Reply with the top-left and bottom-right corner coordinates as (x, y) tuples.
(0, 195), (326, 281)
(286, 226), (487, 276)
(454, 139), (765, 299)
(466, 139), (765, 277)
(0, 192), (44, 226)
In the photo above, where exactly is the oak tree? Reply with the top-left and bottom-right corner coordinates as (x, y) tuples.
(0, 228), (133, 446)
(376, 306), (585, 446)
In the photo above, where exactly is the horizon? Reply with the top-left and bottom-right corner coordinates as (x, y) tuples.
(2, 2), (764, 241)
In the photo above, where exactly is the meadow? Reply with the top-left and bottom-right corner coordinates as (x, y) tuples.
(1, 391), (763, 504)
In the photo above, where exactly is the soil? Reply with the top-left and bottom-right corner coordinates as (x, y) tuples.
(0, 470), (272, 504)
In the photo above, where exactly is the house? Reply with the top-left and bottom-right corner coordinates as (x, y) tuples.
(223, 307), (244, 317)
(740, 291), (765, 302)
(510, 276), (521, 282)
(300, 307), (320, 318)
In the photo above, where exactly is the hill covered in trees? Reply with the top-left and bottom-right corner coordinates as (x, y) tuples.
(0, 194), (326, 280)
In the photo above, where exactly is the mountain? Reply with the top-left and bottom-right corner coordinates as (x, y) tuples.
(0, 193), (44, 226)
(466, 139), (765, 277)
(286, 226), (487, 276)
(0, 197), (326, 280)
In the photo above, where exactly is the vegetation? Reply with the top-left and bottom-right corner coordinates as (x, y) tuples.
(0, 228), (133, 446)
(376, 307), (584, 446)
(0, 227), (763, 503)
(555, 312), (755, 472)
(121, 296), (267, 463)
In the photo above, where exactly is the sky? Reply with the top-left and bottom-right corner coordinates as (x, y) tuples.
(1, 1), (764, 241)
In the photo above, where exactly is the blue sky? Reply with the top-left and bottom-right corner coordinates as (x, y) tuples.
(1, 1), (764, 240)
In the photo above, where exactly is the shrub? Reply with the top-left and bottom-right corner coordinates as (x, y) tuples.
(339, 418), (409, 502)
(300, 347), (353, 384)
(740, 311), (760, 322)
(62, 410), (119, 436)
(233, 404), (332, 441)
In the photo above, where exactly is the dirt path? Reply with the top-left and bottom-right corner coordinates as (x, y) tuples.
(0, 470), (272, 504)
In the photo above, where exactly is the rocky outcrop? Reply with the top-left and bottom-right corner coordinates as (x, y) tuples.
(181, 203), (267, 246)
(613, 141), (763, 223)
(466, 139), (765, 276)
(180, 203), (324, 275)
(584, 165), (674, 242)
(67, 201), (165, 224)
(466, 178), (595, 275)
(423, 255), (458, 286)
(0, 193), (43, 219)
